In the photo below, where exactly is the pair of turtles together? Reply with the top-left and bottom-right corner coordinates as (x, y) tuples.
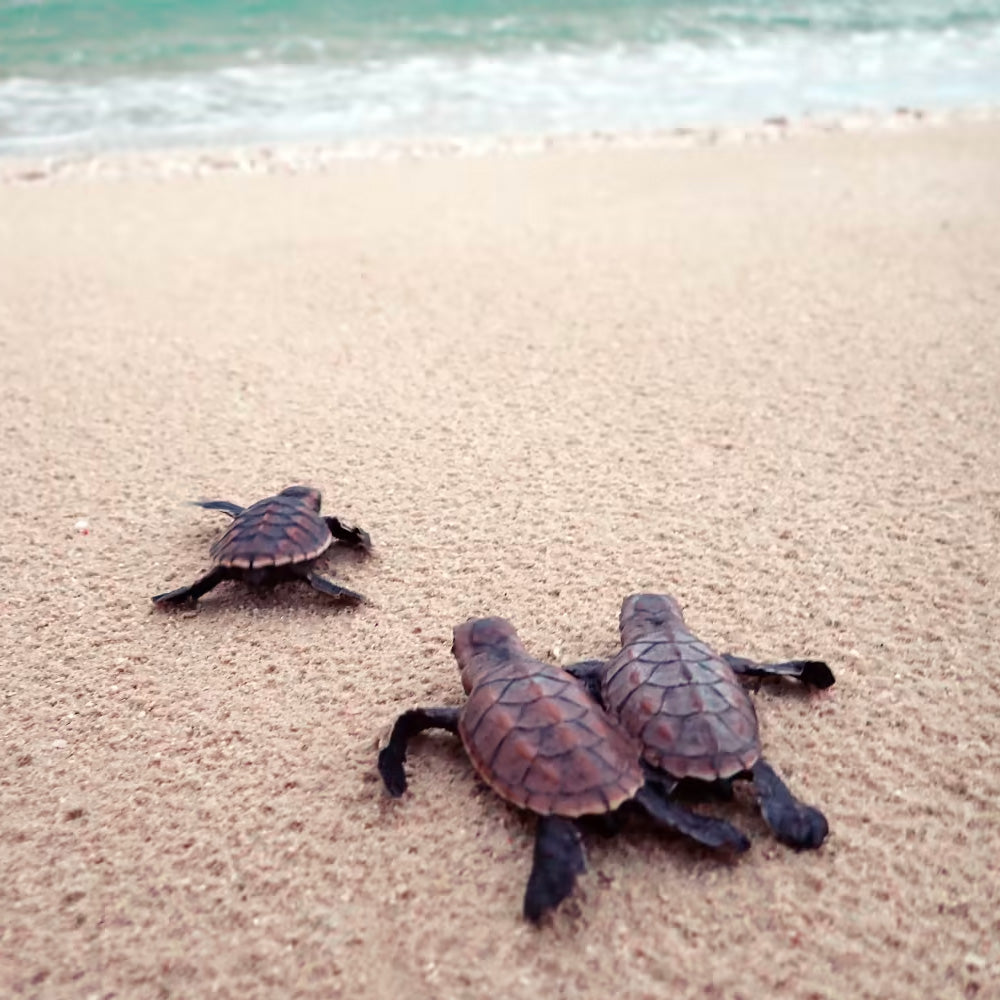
(379, 594), (834, 923)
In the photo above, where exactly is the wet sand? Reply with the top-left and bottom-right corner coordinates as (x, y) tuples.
(1, 118), (998, 999)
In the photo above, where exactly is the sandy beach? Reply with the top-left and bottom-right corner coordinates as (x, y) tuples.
(2, 118), (999, 999)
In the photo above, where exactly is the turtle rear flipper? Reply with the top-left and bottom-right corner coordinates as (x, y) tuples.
(306, 572), (367, 604)
(523, 816), (587, 924)
(634, 784), (750, 853)
(751, 759), (828, 849)
(152, 566), (230, 605)
(191, 499), (246, 518)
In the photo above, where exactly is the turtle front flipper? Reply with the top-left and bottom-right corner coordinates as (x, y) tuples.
(751, 759), (828, 849)
(191, 499), (246, 518)
(152, 566), (230, 605)
(563, 659), (607, 706)
(377, 707), (461, 797)
(634, 784), (750, 853)
(723, 653), (835, 690)
(523, 815), (587, 924)
(325, 517), (372, 552)
(305, 572), (367, 604)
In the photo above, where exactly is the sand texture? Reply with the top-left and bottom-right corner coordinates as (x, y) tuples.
(1, 121), (999, 1000)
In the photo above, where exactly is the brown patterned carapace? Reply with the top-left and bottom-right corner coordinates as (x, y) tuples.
(602, 594), (761, 781)
(453, 618), (644, 817)
(209, 486), (330, 570)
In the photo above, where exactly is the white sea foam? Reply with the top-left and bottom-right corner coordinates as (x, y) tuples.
(1, 25), (999, 155)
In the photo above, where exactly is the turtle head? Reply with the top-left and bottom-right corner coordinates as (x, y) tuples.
(452, 617), (525, 692)
(619, 593), (685, 644)
(279, 485), (322, 511)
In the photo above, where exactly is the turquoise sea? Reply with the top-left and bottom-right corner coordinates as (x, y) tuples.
(1, 0), (999, 155)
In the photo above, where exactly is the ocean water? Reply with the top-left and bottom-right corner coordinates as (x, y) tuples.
(1, 0), (999, 155)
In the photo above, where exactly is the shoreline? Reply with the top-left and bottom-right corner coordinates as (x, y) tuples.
(3, 103), (998, 185)
(3, 106), (999, 1000)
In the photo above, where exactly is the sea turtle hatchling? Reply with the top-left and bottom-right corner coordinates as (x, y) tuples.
(568, 593), (833, 849)
(378, 616), (750, 923)
(152, 485), (371, 606)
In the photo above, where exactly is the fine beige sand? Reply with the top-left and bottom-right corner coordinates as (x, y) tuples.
(2, 120), (999, 1000)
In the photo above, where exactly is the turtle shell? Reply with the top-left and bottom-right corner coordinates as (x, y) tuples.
(210, 487), (331, 571)
(453, 618), (644, 818)
(603, 594), (761, 782)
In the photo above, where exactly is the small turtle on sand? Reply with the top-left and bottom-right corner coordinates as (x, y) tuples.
(152, 485), (371, 606)
(568, 593), (833, 850)
(378, 616), (749, 923)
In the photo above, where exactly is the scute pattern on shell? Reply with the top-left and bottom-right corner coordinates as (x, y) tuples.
(604, 636), (761, 782)
(459, 662), (644, 818)
(209, 492), (332, 570)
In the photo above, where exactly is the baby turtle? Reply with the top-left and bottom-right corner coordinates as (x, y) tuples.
(568, 593), (833, 850)
(378, 616), (749, 924)
(152, 485), (371, 606)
